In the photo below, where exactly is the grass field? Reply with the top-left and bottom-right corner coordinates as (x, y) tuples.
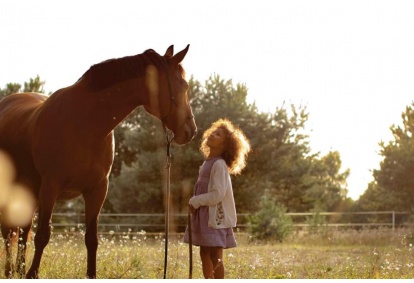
(1, 227), (414, 279)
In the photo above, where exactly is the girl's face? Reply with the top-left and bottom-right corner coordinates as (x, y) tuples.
(206, 127), (227, 151)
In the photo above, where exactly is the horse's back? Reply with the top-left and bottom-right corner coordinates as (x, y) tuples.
(0, 92), (47, 149)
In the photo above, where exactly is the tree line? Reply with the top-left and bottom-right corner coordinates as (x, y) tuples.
(1, 75), (413, 225)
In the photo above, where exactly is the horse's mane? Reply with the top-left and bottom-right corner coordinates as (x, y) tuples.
(79, 49), (167, 91)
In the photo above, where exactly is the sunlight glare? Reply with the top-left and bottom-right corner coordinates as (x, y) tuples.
(0, 150), (15, 209)
(145, 65), (161, 117)
(6, 184), (36, 226)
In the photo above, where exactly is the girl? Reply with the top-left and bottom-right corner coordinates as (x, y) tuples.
(184, 118), (251, 279)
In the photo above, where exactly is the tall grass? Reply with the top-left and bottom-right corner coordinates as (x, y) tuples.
(1, 227), (414, 279)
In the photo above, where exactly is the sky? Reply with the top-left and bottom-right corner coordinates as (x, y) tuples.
(1, 0), (414, 200)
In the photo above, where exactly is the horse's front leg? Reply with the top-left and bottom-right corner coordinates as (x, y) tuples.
(85, 217), (99, 279)
(83, 182), (108, 279)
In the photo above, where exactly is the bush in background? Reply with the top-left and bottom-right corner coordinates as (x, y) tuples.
(247, 193), (293, 242)
(305, 202), (328, 235)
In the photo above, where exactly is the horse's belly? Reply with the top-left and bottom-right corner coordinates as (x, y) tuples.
(57, 190), (82, 201)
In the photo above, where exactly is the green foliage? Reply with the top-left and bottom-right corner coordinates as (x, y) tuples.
(303, 151), (350, 211)
(305, 202), (328, 235)
(247, 192), (293, 242)
(358, 102), (414, 213)
(0, 75), (45, 98)
(0, 83), (21, 98)
(104, 108), (167, 214)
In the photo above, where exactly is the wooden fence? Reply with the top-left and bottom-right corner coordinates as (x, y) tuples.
(45, 211), (412, 234)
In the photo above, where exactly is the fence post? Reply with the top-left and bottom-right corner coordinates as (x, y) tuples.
(392, 211), (395, 230)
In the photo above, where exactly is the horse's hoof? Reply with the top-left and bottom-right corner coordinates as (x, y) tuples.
(26, 270), (38, 279)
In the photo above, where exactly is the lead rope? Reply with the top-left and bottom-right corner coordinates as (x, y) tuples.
(188, 208), (193, 278)
(163, 126), (174, 279)
(162, 125), (192, 279)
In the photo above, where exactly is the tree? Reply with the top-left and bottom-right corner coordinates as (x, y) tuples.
(104, 107), (167, 214)
(357, 103), (414, 212)
(104, 74), (350, 221)
(304, 151), (349, 211)
(0, 75), (45, 98)
(0, 83), (21, 98)
(234, 103), (349, 212)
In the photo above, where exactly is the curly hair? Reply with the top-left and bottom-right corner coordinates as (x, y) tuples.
(200, 118), (251, 175)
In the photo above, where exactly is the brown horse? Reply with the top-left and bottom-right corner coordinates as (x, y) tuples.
(0, 45), (197, 278)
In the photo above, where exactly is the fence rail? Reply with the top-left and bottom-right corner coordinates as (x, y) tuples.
(42, 211), (413, 234)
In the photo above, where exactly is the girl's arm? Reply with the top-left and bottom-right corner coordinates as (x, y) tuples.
(189, 160), (230, 209)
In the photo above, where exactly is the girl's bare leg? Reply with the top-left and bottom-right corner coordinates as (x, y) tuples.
(210, 247), (224, 279)
(200, 246), (214, 278)
(200, 246), (224, 279)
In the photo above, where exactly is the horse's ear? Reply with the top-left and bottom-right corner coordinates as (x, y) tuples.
(164, 45), (174, 58)
(171, 44), (189, 65)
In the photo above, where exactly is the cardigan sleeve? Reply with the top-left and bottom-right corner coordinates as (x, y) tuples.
(189, 160), (230, 209)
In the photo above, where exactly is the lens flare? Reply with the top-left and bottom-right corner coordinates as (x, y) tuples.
(5, 184), (36, 227)
(145, 65), (161, 117)
(0, 150), (15, 209)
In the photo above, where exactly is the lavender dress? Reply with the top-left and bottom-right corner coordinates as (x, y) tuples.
(183, 157), (237, 248)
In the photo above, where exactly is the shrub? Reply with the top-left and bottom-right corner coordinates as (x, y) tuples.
(305, 203), (328, 235)
(247, 193), (293, 242)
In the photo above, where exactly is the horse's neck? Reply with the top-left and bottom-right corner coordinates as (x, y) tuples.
(75, 77), (150, 137)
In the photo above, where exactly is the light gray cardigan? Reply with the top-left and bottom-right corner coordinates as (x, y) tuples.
(189, 159), (237, 229)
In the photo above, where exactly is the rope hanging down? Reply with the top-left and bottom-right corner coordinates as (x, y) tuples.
(163, 128), (174, 279)
(161, 126), (192, 279)
(188, 209), (193, 278)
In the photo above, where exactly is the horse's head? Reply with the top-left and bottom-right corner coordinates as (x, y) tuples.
(144, 45), (197, 145)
